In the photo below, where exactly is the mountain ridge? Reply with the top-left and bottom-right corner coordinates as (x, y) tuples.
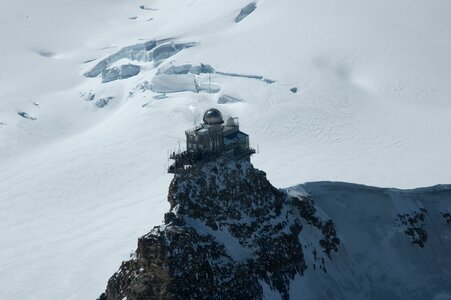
(99, 158), (340, 299)
(99, 158), (450, 299)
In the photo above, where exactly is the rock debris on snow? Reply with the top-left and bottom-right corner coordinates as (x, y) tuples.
(235, 2), (257, 23)
(18, 111), (36, 120)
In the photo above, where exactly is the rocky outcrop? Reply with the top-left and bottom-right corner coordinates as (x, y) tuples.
(99, 158), (339, 300)
(396, 210), (428, 247)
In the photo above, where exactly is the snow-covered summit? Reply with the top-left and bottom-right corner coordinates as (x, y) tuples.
(100, 157), (340, 299)
(100, 158), (450, 299)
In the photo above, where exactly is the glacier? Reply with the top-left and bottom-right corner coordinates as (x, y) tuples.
(0, 0), (450, 298)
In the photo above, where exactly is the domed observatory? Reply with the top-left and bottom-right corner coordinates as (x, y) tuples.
(203, 108), (224, 125)
(168, 108), (255, 173)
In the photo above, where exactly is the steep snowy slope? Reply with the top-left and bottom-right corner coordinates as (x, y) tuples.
(99, 159), (450, 300)
(0, 0), (450, 299)
(289, 182), (451, 300)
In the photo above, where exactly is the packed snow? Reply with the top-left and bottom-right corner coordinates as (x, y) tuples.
(0, 0), (450, 299)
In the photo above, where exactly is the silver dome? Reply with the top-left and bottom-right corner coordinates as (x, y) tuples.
(203, 108), (224, 125)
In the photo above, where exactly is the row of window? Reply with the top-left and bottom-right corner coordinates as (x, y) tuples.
(187, 135), (199, 142)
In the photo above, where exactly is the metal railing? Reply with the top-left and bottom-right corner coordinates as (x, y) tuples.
(168, 146), (256, 173)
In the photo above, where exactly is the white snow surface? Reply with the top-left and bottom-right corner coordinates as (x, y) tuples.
(0, 0), (450, 299)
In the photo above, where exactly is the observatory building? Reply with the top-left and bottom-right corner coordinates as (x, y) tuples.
(168, 108), (255, 173)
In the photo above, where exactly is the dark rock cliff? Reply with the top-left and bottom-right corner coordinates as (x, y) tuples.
(99, 158), (339, 300)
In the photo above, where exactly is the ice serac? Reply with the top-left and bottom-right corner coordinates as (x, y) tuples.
(83, 41), (197, 80)
(99, 158), (339, 300)
(101, 64), (140, 83)
(84, 40), (157, 78)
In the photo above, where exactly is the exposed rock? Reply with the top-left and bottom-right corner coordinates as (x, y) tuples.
(139, 5), (158, 11)
(396, 210), (428, 247)
(292, 195), (340, 258)
(235, 2), (257, 23)
(101, 158), (339, 299)
(95, 97), (114, 108)
(80, 91), (95, 101)
(18, 111), (36, 120)
(440, 212), (451, 225)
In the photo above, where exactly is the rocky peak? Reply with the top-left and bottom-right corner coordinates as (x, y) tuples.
(99, 158), (339, 300)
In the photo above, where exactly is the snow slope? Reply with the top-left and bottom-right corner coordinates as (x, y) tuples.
(0, 0), (450, 299)
(289, 182), (451, 300)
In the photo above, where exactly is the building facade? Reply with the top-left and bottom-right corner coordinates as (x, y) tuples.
(168, 108), (255, 173)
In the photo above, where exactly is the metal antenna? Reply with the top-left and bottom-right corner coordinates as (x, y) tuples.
(209, 74), (211, 93)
